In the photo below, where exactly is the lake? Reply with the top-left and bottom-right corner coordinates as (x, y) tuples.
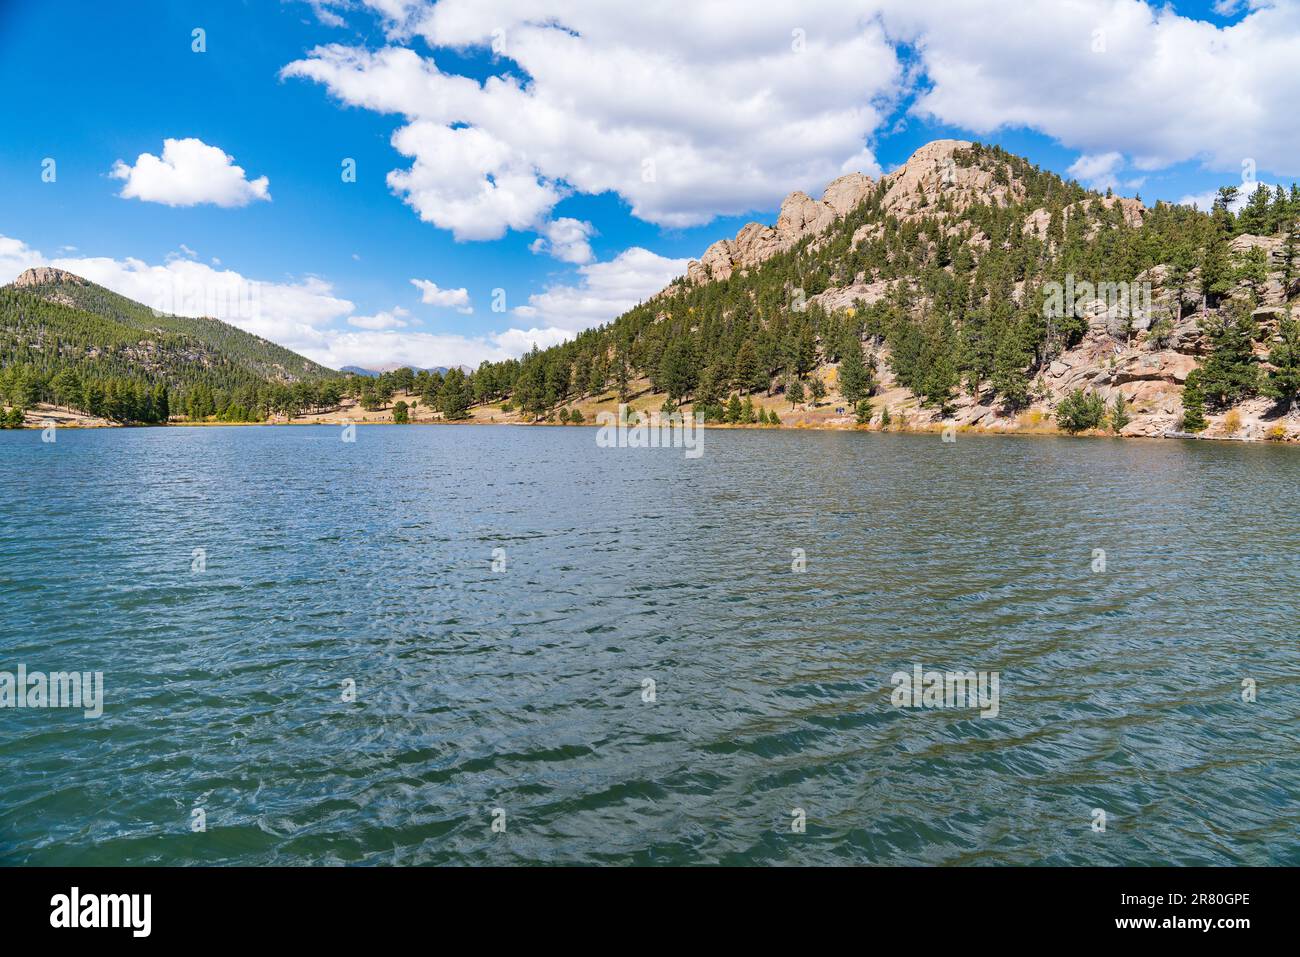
(1, 424), (1296, 865)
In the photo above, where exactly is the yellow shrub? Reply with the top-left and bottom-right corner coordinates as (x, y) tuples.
(1267, 425), (1287, 441)
(1223, 410), (1242, 434)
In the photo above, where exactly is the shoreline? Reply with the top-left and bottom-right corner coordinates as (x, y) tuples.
(8, 414), (1291, 444)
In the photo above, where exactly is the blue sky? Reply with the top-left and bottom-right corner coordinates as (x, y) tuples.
(1, 0), (1294, 370)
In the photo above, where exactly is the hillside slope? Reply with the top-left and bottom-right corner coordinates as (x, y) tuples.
(0, 267), (340, 423)
(464, 139), (1300, 441)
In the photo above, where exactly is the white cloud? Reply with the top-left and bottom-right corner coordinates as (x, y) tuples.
(0, 232), (573, 371)
(1177, 180), (1277, 212)
(530, 217), (596, 264)
(278, 0), (1300, 247)
(411, 277), (473, 313)
(281, 3), (900, 238)
(306, 0), (348, 28)
(891, 0), (1300, 178)
(514, 246), (689, 332)
(388, 123), (562, 240)
(840, 147), (885, 178)
(0, 236), (40, 280)
(1067, 152), (1125, 191)
(110, 138), (271, 208)
(348, 306), (410, 329)
(309, 325), (573, 371)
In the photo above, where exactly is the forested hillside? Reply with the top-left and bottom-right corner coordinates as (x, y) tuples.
(6, 140), (1299, 437)
(0, 268), (344, 423)
(459, 140), (1300, 439)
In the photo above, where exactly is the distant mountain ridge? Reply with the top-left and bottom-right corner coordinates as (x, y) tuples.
(342, 363), (469, 377)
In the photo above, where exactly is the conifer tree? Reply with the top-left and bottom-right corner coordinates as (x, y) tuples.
(1181, 371), (1208, 432)
(741, 395), (756, 424)
(786, 378), (805, 408)
(1197, 306), (1259, 408)
(838, 343), (871, 404)
(1264, 313), (1300, 412)
(1109, 393), (1130, 433)
(725, 393), (742, 423)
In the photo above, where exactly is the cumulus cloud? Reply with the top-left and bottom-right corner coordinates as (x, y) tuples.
(513, 247), (689, 332)
(388, 123), (561, 240)
(1177, 180), (1278, 212)
(0, 232), (576, 371)
(282, 0), (1300, 250)
(890, 0), (1300, 177)
(411, 277), (473, 312)
(281, 3), (899, 238)
(348, 306), (410, 329)
(308, 325), (573, 371)
(111, 138), (271, 207)
(530, 217), (596, 264)
(1067, 152), (1126, 191)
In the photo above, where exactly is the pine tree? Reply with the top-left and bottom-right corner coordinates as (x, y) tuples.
(786, 378), (805, 408)
(1181, 371), (1208, 432)
(838, 343), (871, 404)
(991, 328), (1032, 409)
(1109, 393), (1130, 433)
(658, 338), (697, 407)
(1264, 313), (1300, 412)
(1197, 306), (1259, 408)
(1239, 183), (1272, 235)
(732, 341), (760, 394)
(1055, 388), (1106, 433)
(1200, 233), (1233, 311)
(439, 368), (473, 420)
(1236, 247), (1269, 302)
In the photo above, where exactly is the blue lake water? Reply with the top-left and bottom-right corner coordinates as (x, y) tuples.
(1, 424), (1297, 864)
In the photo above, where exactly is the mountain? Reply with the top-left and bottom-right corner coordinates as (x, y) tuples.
(465, 139), (1300, 440)
(342, 363), (469, 377)
(0, 267), (341, 423)
(6, 267), (335, 382)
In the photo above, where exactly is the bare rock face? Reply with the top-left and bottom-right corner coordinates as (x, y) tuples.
(809, 279), (892, 313)
(879, 139), (1026, 218)
(688, 238), (739, 283)
(1023, 207), (1052, 240)
(776, 190), (837, 241)
(12, 266), (87, 288)
(1024, 196), (1147, 242)
(1109, 351), (1197, 385)
(1230, 233), (1284, 260)
(684, 172), (875, 284)
(1066, 195), (1146, 228)
(734, 222), (783, 267)
(820, 172), (874, 217)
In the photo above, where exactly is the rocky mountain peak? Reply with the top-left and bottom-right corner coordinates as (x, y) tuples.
(681, 138), (1040, 287)
(12, 266), (89, 288)
(878, 138), (1027, 217)
(686, 170), (877, 285)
